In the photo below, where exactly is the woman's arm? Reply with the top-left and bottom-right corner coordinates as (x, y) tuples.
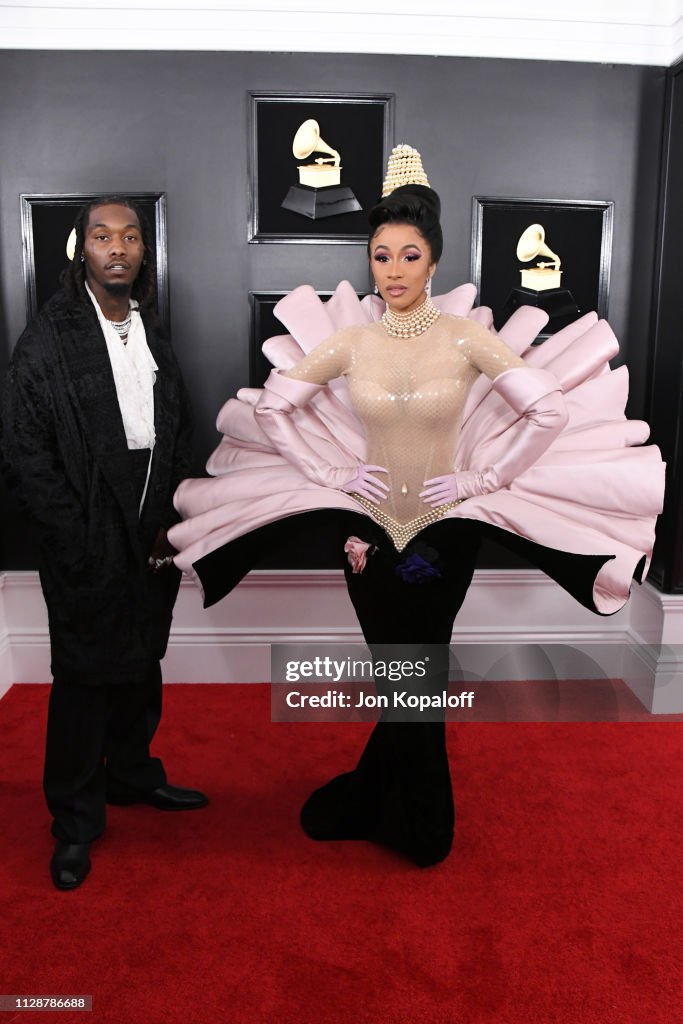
(254, 330), (389, 501)
(421, 321), (568, 505)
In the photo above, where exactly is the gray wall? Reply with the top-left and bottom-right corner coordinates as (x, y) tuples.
(0, 51), (666, 568)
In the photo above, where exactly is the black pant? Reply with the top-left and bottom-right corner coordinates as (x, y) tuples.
(44, 662), (167, 844)
(301, 517), (480, 866)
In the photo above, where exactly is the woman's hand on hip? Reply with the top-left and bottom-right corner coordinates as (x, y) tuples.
(420, 469), (491, 506)
(342, 464), (390, 503)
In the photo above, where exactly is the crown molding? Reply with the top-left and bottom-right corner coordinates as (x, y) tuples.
(0, 1), (680, 65)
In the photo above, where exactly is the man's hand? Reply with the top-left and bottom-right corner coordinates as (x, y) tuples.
(147, 526), (176, 573)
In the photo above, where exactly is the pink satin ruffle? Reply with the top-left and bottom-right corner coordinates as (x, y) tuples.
(169, 282), (665, 614)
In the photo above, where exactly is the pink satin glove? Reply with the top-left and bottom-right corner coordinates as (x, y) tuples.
(420, 467), (504, 505)
(342, 464), (390, 503)
(254, 370), (371, 491)
(421, 472), (468, 505)
(421, 367), (569, 507)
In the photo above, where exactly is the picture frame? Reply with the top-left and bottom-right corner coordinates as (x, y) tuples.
(20, 192), (169, 325)
(248, 92), (394, 244)
(470, 197), (614, 340)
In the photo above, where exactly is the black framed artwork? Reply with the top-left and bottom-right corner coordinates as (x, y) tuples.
(248, 92), (394, 244)
(20, 192), (169, 325)
(470, 197), (613, 340)
(250, 292), (290, 387)
(249, 290), (369, 386)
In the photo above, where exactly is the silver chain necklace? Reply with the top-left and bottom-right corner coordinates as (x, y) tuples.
(108, 311), (132, 342)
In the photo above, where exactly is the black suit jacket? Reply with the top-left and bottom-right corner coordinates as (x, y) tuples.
(0, 288), (193, 685)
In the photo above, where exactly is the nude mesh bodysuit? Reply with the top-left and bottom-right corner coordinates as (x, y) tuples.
(285, 312), (526, 547)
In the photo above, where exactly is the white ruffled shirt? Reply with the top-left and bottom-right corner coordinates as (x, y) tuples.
(86, 282), (157, 513)
(86, 281), (157, 451)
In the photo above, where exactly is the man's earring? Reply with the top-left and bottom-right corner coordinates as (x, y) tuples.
(80, 254), (85, 263)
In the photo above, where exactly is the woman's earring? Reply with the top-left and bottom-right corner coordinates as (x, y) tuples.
(425, 276), (432, 297)
(374, 283), (379, 295)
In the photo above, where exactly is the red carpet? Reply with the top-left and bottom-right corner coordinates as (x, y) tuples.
(1, 683), (681, 1024)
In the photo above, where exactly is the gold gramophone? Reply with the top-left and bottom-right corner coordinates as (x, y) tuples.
(517, 224), (562, 291)
(280, 119), (362, 220)
(503, 222), (579, 330)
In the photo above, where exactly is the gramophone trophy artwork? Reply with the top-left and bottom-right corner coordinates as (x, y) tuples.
(503, 223), (580, 325)
(280, 119), (362, 220)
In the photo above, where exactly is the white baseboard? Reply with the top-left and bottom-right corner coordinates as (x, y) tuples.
(0, 570), (681, 712)
(0, 575), (12, 700)
(0, 641), (11, 700)
(625, 583), (683, 713)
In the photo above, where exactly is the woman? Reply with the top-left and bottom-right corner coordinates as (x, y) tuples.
(169, 147), (664, 867)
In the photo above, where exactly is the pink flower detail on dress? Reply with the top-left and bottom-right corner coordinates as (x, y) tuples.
(344, 536), (373, 574)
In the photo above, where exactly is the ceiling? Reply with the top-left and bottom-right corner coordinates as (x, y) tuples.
(1, 0), (682, 65)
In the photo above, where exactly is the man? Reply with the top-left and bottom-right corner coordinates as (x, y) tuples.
(1, 196), (207, 891)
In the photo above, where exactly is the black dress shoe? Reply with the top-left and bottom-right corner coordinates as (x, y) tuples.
(107, 783), (208, 811)
(50, 842), (91, 890)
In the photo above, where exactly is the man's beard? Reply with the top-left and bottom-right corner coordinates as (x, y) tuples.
(102, 281), (132, 298)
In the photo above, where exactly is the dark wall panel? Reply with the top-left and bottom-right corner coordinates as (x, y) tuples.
(647, 60), (683, 593)
(0, 51), (665, 570)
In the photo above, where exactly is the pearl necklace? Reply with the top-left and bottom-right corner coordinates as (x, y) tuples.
(381, 296), (441, 338)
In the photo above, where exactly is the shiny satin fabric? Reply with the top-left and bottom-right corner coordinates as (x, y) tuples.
(169, 281), (665, 615)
